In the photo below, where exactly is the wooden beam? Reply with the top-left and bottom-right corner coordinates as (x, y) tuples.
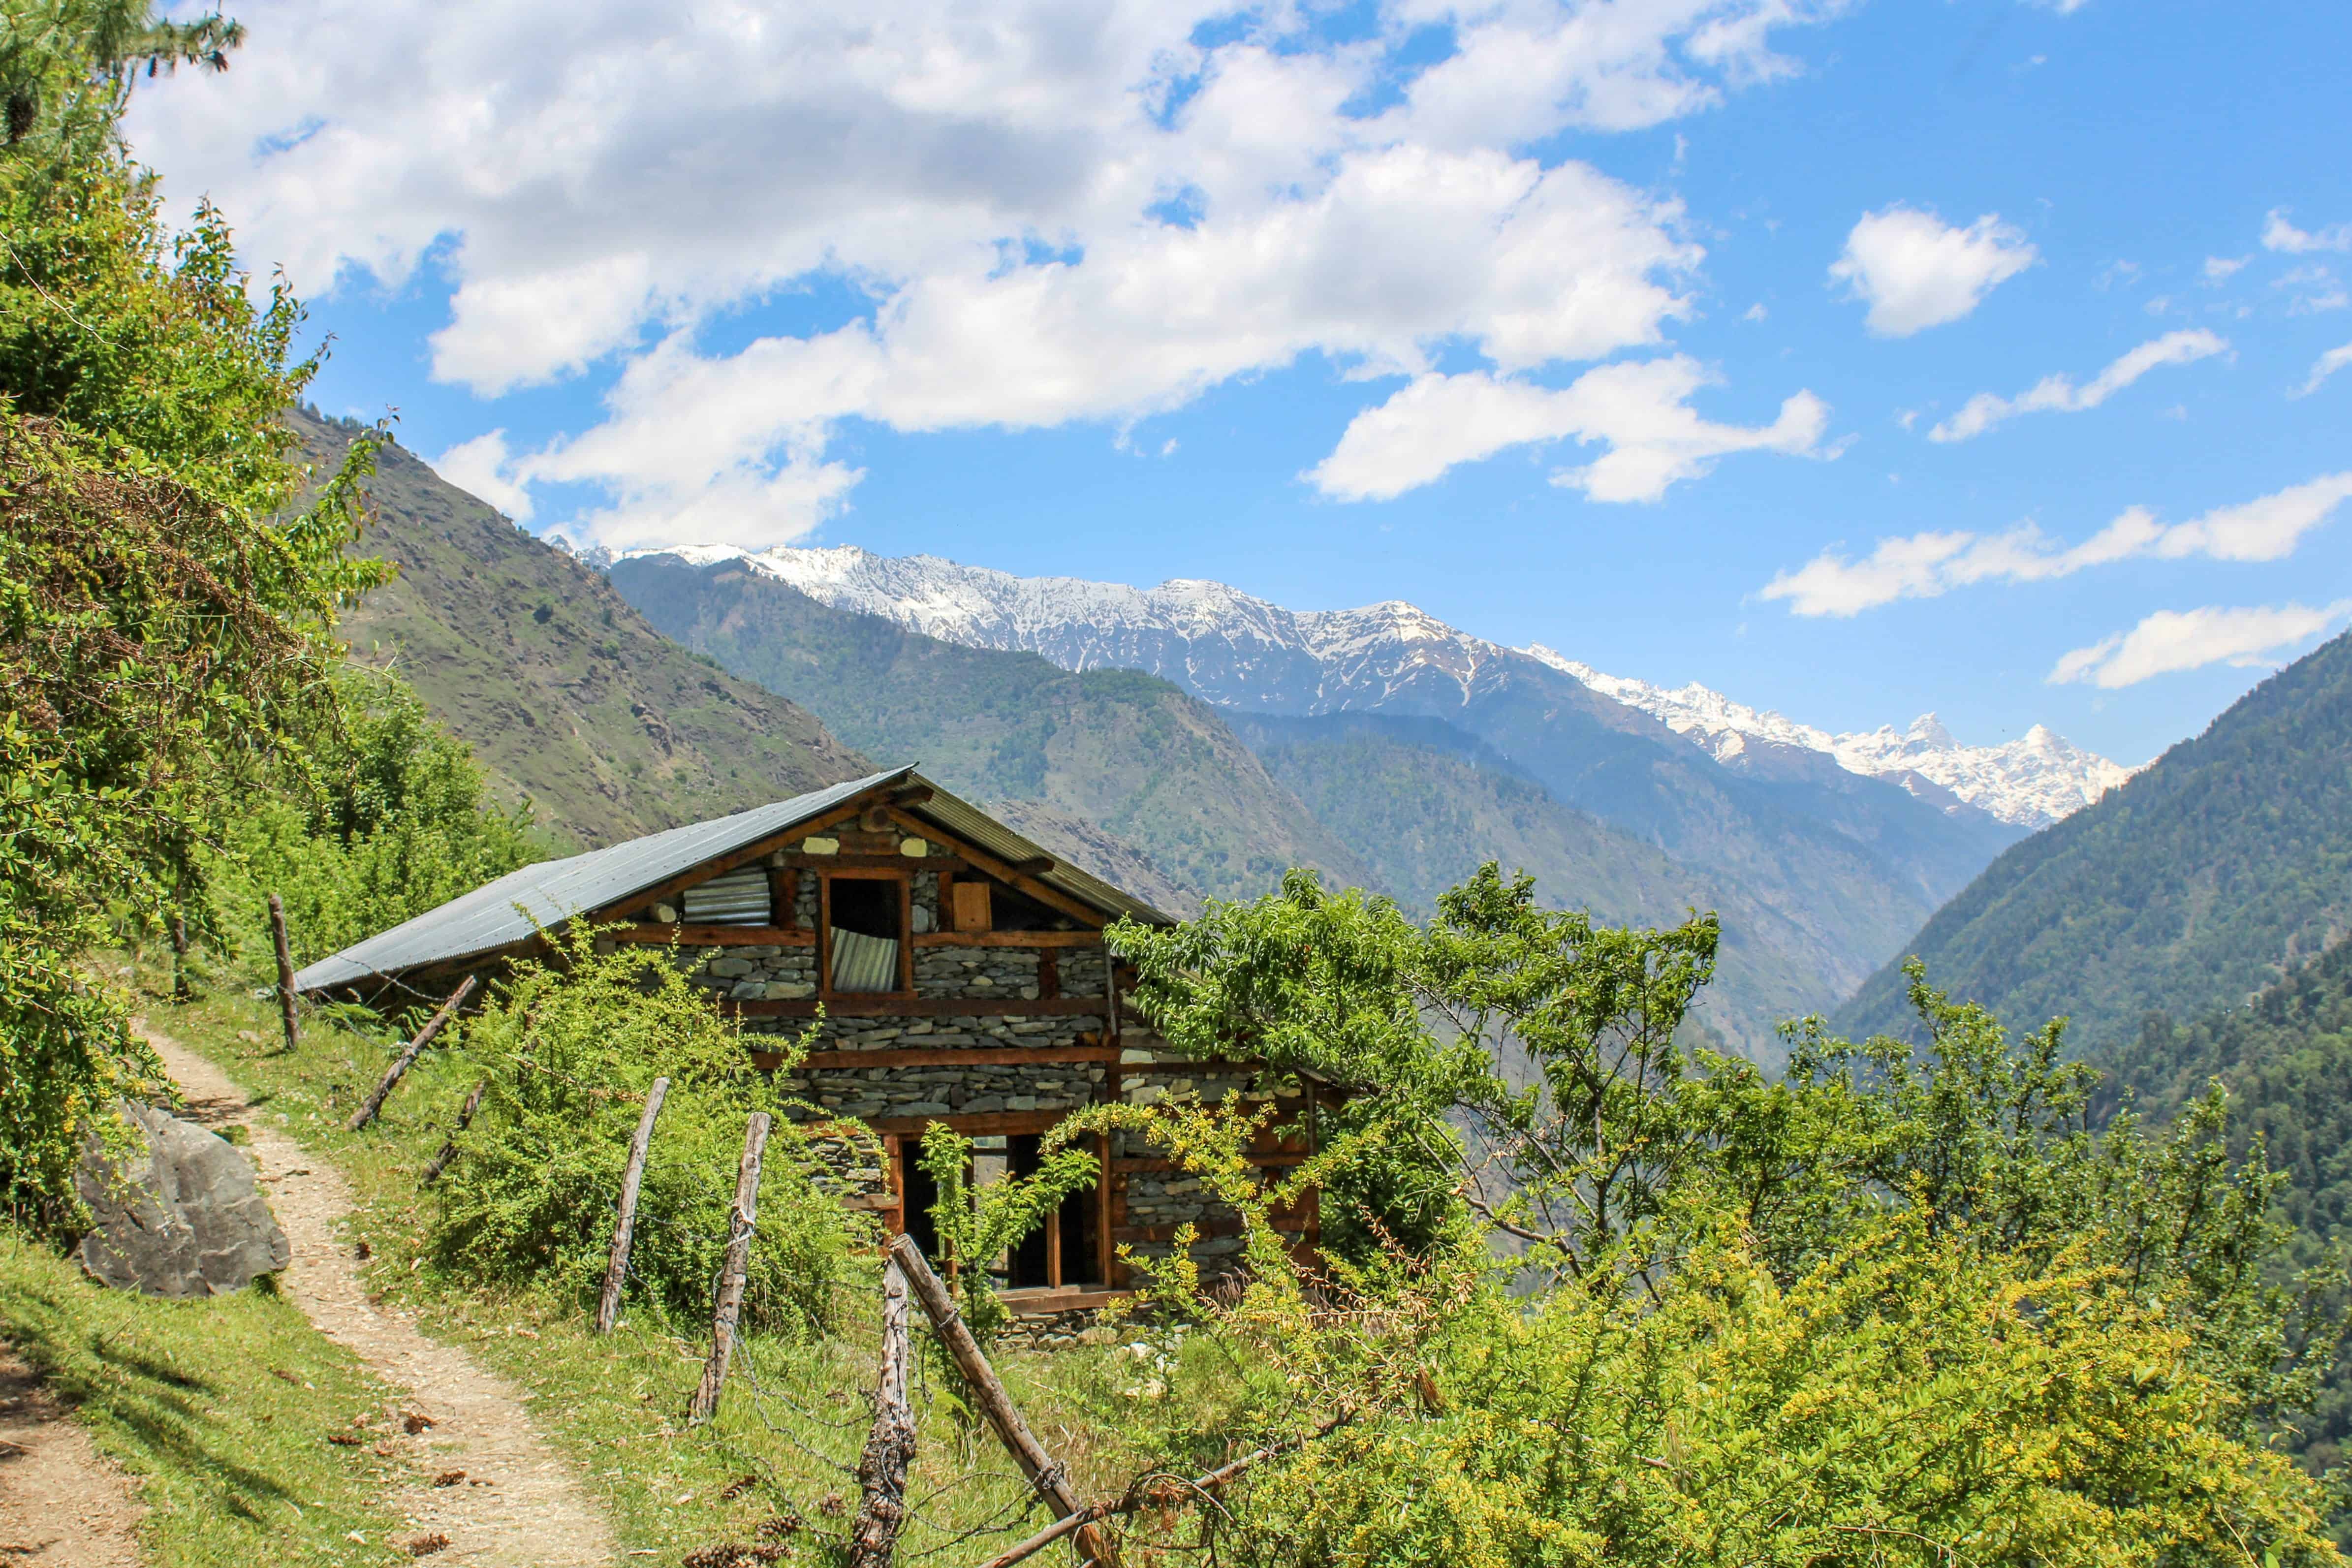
(795, 1046), (1121, 1070)
(786, 853), (966, 872)
(911, 929), (1105, 949)
(724, 996), (1110, 1019)
(607, 925), (815, 946)
(862, 1109), (1073, 1137)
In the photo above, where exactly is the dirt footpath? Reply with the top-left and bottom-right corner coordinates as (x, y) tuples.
(0, 1343), (145, 1566)
(143, 1025), (616, 1568)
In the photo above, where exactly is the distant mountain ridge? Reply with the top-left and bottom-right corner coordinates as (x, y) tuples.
(1526, 650), (2134, 830)
(609, 543), (2036, 1060)
(634, 543), (2125, 830)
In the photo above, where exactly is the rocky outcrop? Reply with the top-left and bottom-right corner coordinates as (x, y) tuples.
(76, 1102), (290, 1297)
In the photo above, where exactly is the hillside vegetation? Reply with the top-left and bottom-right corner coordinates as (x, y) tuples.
(611, 552), (1375, 906)
(304, 410), (870, 848)
(1840, 627), (2352, 1056)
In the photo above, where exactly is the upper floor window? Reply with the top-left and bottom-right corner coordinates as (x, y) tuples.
(826, 875), (905, 994)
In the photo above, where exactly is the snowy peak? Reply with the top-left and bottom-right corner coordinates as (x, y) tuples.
(1524, 648), (2132, 828)
(636, 542), (2128, 830)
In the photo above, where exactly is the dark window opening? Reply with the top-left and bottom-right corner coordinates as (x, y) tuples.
(990, 884), (1075, 933)
(827, 877), (904, 993)
(900, 1142), (941, 1268)
(1005, 1134), (1101, 1289)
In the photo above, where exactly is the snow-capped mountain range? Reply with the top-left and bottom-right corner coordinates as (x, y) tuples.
(617, 543), (2131, 829)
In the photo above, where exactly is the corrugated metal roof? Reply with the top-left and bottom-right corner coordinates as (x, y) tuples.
(292, 768), (909, 994)
(293, 764), (1174, 995)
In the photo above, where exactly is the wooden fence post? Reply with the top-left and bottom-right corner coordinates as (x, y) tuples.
(420, 1079), (490, 1186)
(690, 1112), (772, 1424)
(348, 977), (477, 1132)
(268, 894), (300, 1052)
(890, 1234), (1116, 1566)
(846, 1255), (916, 1568)
(595, 1076), (672, 1334)
(168, 914), (191, 1002)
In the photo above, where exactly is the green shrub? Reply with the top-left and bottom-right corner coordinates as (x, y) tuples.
(426, 930), (870, 1334)
(211, 664), (544, 975)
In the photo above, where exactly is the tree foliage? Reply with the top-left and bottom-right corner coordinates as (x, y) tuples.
(0, 0), (380, 1225)
(1098, 864), (2349, 1564)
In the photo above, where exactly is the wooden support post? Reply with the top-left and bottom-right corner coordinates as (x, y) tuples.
(268, 893), (300, 1053)
(421, 1078), (489, 1185)
(690, 1112), (773, 1424)
(846, 1256), (916, 1568)
(595, 1076), (672, 1334)
(168, 914), (191, 1002)
(889, 1234), (1116, 1565)
(348, 977), (477, 1131)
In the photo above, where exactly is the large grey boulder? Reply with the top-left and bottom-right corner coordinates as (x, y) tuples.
(76, 1102), (291, 1297)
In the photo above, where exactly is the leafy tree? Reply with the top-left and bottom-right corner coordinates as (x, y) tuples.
(0, 0), (379, 1225)
(1096, 864), (2349, 1563)
(212, 664), (543, 975)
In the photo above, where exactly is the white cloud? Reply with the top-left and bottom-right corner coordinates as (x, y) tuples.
(430, 431), (536, 521)
(1828, 206), (2037, 337)
(1306, 357), (1830, 503)
(2051, 601), (2352, 689)
(2203, 255), (2248, 282)
(2263, 208), (2352, 255)
(1927, 329), (2228, 441)
(124, 0), (1849, 548)
(2297, 342), (2352, 397)
(1759, 471), (2352, 617)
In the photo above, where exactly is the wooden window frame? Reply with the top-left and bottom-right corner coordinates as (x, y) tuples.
(879, 1122), (1116, 1293)
(818, 866), (914, 1000)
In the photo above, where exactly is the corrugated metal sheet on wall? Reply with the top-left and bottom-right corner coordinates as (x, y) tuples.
(683, 866), (772, 925)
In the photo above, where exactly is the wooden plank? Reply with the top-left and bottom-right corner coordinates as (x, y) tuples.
(796, 1045), (1121, 1070)
(998, 1286), (1122, 1314)
(607, 925), (815, 946)
(786, 853), (969, 873)
(951, 880), (991, 934)
(910, 928), (1106, 948)
(723, 996), (1110, 1019)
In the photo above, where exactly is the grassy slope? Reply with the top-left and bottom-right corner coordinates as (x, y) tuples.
(299, 410), (870, 848)
(125, 955), (1163, 1566)
(1234, 713), (1823, 1063)
(611, 554), (1376, 905)
(1837, 627), (2352, 1056)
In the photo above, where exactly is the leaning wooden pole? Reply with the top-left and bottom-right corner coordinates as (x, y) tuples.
(595, 1076), (672, 1334)
(890, 1234), (1116, 1566)
(845, 1255), (916, 1568)
(690, 1111), (772, 1424)
(421, 1078), (490, 1186)
(348, 977), (477, 1132)
(267, 893), (300, 1052)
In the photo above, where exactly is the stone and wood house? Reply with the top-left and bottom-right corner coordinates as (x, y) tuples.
(295, 766), (1323, 1312)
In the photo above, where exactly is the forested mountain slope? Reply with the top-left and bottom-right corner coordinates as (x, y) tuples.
(1838, 628), (2352, 1056)
(2094, 935), (2352, 1476)
(609, 552), (1375, 907)
(300, 411), (870, 847)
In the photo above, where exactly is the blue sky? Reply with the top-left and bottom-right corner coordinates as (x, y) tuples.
(130, 0), (2351, 767)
